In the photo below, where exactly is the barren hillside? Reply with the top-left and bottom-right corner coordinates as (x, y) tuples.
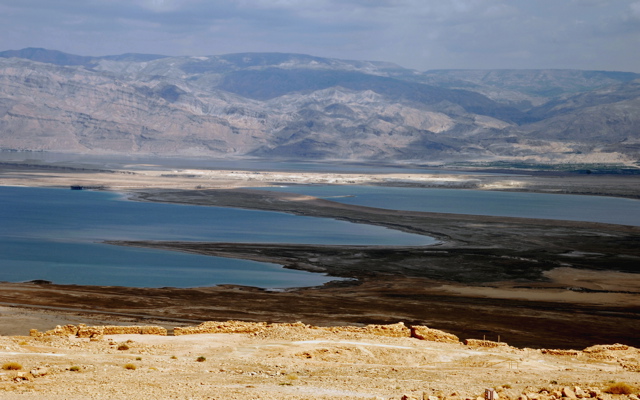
(1, 49), (639, 164)
(1, 320), (639, 400)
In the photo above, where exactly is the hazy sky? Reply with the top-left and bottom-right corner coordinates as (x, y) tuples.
(1, 0), (639, 72)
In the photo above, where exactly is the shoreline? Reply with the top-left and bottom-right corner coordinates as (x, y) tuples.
(3, 160), (640, 199)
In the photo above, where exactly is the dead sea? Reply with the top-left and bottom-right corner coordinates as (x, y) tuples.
(0, 186), (429, 288)
(0, 163), (639, 348)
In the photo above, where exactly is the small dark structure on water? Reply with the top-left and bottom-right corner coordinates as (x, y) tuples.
(70, 185), (106, 190)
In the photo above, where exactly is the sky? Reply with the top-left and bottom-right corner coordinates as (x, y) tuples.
(1, 0), (639, 72)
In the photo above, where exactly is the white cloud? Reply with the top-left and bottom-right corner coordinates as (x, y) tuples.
(139, 0), (182, 12)
(631, 1), (640, 18)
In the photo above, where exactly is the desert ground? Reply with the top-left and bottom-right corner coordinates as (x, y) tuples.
(1, 320), (640, 400)
(0, 160), (639, 398)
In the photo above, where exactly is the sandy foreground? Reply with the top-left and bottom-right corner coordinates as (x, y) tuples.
(0, 162), (640, 398)
(1, 321), (639, 400)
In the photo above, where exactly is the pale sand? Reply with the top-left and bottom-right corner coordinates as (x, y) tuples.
(434, 266), (640, 307)
(2, 163), (640, 198)
(434, 285), (640, 307)
(1, 327), (638, 399)
(0, 168), (497, 190)
(544, 267), (640, 292)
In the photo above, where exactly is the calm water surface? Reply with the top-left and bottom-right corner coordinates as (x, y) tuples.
(259, 186), (640, 226)
(5, 183), (637, 289)
(0, 186), (431, 288)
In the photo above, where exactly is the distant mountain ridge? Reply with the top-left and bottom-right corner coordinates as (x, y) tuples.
(0, 47), (168, 67)
(1, 48), (639, 165)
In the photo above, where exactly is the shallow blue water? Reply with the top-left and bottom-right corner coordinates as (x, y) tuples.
(258, 186), (640, 226)
(0, 186), (431, 288)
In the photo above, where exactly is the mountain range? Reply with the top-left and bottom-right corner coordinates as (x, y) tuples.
(1, 47), (639, 165)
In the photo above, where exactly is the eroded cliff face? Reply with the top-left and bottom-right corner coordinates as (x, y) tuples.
(1, 51), (639, 163)
(0, 59), (264, 156)
(0, 59), (495, 160)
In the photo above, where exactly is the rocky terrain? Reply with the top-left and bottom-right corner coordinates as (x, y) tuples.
(1, 320), (639, 400)
(1, 48), (639, 164)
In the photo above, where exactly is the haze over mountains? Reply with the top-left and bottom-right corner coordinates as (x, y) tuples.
(1, 48), (639, 164)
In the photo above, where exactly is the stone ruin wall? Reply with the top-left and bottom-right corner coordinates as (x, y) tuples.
(25, 320), (640, 372)
(173, 321), (461, 344)
(30, 323), (167, 338)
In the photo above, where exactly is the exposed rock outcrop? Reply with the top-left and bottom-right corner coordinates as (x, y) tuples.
(541, 349), (581, 356)
(583, 344), (630, 353)
(411, 325), (460, 343)
(464, 339), (509, 348)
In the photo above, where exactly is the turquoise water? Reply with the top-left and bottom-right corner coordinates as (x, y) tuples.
(258, 186), (640, 226)
(0, 186), (431, 288)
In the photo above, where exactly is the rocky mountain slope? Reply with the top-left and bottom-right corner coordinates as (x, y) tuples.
(1, 48), (639, 164)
